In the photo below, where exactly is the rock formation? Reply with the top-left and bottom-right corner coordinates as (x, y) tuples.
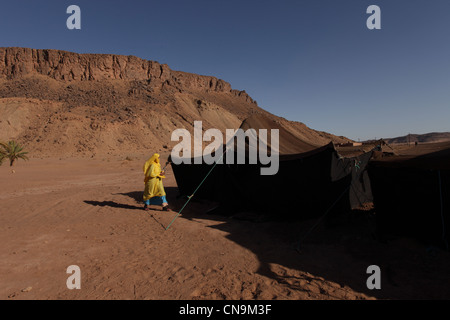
(0, 47), (350, 158)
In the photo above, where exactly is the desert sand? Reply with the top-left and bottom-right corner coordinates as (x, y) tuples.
(2, 154), (450, 300)
(1, 48), (450, 301)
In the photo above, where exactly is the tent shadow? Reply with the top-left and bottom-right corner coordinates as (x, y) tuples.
(105, 186), (450, 300)
(176, 199), (450, 300)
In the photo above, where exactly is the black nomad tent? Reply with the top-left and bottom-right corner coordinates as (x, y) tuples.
(368, 141), (450, 247)
(170, 114), (374, 220)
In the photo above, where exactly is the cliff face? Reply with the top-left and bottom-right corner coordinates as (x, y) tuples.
(0, 47), (256, 104)
(0, 47), (350, 158)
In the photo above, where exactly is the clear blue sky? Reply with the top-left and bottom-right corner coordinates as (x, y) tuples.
(1, 0), (449, 141)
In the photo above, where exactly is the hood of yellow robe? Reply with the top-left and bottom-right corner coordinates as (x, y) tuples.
(143, 153), (161, 182)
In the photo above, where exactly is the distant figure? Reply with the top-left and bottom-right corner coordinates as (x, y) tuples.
(143, 153), (170, 211)
(415, 141), (418, 147)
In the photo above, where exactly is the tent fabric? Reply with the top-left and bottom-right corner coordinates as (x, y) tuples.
(331, 148), (376, 209)
(170, 115), (450, 246)
(172, 142), (353, 218)
(369, 141), (450, 170)
(368, 142), (450, 246)
(238, 114), (319, 155)
(171, 114), (374, 218)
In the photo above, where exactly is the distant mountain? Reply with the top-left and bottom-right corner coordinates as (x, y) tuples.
(382, 132), (450, 144)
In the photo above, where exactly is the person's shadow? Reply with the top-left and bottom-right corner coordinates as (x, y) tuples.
(83, 200), (142, 210)
(83, 187), (184, 214)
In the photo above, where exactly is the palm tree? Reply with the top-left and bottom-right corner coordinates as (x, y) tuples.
(0, 141), (29, 168)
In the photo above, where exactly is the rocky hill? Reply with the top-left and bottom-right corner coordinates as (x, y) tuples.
(0, 47), (351, 158)
(384, 132), (450, 144)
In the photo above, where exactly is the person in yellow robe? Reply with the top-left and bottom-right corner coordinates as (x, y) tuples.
(143, 153), (170, 211)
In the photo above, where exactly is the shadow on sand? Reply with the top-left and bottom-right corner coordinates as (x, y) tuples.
(84, 200), (142, 210)
(92, 186), (450, 300)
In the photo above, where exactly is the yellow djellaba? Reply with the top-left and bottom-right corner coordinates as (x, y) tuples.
(143, 153), (166, 201)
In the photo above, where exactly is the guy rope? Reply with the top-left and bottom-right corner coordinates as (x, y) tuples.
(165, 150), (227, 231)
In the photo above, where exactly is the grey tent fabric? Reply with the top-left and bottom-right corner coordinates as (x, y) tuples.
(331, 149), (376, 209)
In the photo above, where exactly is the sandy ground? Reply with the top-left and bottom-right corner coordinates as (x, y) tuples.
(1, 156), (450, 300)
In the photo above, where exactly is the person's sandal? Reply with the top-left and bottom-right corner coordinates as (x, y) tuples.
(162, 206), (171, 212)
(144, 204), (150, 211)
